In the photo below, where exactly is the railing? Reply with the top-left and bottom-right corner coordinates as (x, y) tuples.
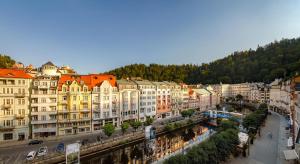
(31, 120), (57, 124)
(0, 126), (15, 132)
(81, 100), (88, 104)
(32, 113), (206, 164)
(1, 104), (11, 109)
(14, 93), (25, 97)
(15, 114), (25, 119)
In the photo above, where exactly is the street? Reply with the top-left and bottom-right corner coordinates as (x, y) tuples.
(0, 115), (184, 163)
(229, 111), (292, 164)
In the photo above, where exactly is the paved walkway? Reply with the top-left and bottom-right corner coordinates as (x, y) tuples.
(229, 111), (293, 164)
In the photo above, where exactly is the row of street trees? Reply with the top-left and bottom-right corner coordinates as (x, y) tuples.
(242, 103), (268, 135)
(103, 116), (154, 137)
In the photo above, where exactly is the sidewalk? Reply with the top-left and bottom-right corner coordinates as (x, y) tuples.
(228, 111), (292, 164)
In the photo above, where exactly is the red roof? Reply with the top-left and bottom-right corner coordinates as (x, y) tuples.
(58, 74), (116, 91)
(0, 69), (32, 79)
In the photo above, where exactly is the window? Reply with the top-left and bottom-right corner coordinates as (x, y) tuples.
(41, 115), (46, 120)
(73, 96), (76, 101)
(41, 107), (46, 112)
(73, 114), (76, 119)
(63, 96), (67, 101)
(63, 87), (66, 92)
(41, 98), (46, 103)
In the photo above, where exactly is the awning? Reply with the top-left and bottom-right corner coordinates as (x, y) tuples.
(283, 149), (299, 160)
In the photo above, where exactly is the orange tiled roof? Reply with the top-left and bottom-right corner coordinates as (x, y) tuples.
(58, 74), (116, 90)
(0, 68), (32, 79)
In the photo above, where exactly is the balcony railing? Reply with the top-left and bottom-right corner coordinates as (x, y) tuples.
(15, 114), (25, 119)
(81, 100), (88, 104)
(1, 104), (11, 109)
(0, 126), (15, 132)
(80, 108), (90, 113)
(31, 120), (57, 124)
(14, 93), (25, 98)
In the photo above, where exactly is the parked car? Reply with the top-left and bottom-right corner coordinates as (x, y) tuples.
(37, 146), (48, 157)
(28, 140), (43, 145)
(26, 151), (36, 160)
(56, 143), (65, 153)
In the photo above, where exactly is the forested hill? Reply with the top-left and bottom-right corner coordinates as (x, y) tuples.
(107, 37), (300, 84)
(0, 54), (15, 68)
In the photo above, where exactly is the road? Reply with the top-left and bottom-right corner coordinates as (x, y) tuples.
(229, 111), (292, 164)
(0, 115), (184, 163)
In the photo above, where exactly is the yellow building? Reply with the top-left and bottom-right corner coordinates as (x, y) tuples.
(57, 75), (92, 136)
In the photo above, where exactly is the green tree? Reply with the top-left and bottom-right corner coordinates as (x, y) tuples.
(144, 116), (154, 126)
(103, 123), (115, 137)
(130, 120), (142, 131)
(0, 54), (15, 68)
(121, 122), (130, 135)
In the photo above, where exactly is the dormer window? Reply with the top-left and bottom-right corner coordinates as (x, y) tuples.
(84, 87), (88, 92)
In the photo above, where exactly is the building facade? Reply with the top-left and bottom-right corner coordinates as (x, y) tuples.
(31, 76), (58, 138)
(153, 82), (171, 119)
(0, 69), (32, 141)
(117, 79), (140, 123)
(57, 75), (92, 136)
(133, 79), (156, 121)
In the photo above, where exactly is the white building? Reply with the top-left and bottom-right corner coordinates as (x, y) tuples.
(0, 69), (32, 141)
(117, 79), (140, 123)
(133, 79), (156, 121)
(40, 61), (61, 77)
(90, 75), (120, 130)
(31, 76), (58, 138)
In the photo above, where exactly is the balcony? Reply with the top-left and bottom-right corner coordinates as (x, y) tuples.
(58, 109), (69, 113)
(31, 120), (57, 124)
(32, 127), (56, 133)
(80, 108), (90, 113)
(81, 100), (88, 104)
(59, 101), (68, 105)
(15, 114), (25, 119)
(38, 85), (49, 89)
(93, 109), (101, 113)
(80, 117), (91, 121)
(14, 93), (25, 98)
(1, 104), (11, 110)
(93, 100), (100, 104)
(0, 126), (15, 132)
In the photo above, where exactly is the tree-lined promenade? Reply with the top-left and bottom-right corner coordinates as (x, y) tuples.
(164, 103), (269, 164)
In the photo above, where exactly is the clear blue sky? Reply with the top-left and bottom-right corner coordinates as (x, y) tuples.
(0, 0), (300, 73)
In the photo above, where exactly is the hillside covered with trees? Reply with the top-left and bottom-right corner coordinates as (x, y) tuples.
(0, 54), (15, 68)
(107, 37), (300, 84)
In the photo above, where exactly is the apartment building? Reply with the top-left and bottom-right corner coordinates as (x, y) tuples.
(0, 69), (32, 141)
(57, 75), (92, 136)
(31, 76), (58, 138)
(89, 74), (119, 131)
(133, 79), (156, 121)
(180, 83), (190, 110)
(192, 88), (211, 111)
(153, 82), (171, 119)
(165, 81), (182, 116)
(117, 79), (139, 123)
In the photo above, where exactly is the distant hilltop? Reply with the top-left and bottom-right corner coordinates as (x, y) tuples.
(2, 37), (300, 84)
